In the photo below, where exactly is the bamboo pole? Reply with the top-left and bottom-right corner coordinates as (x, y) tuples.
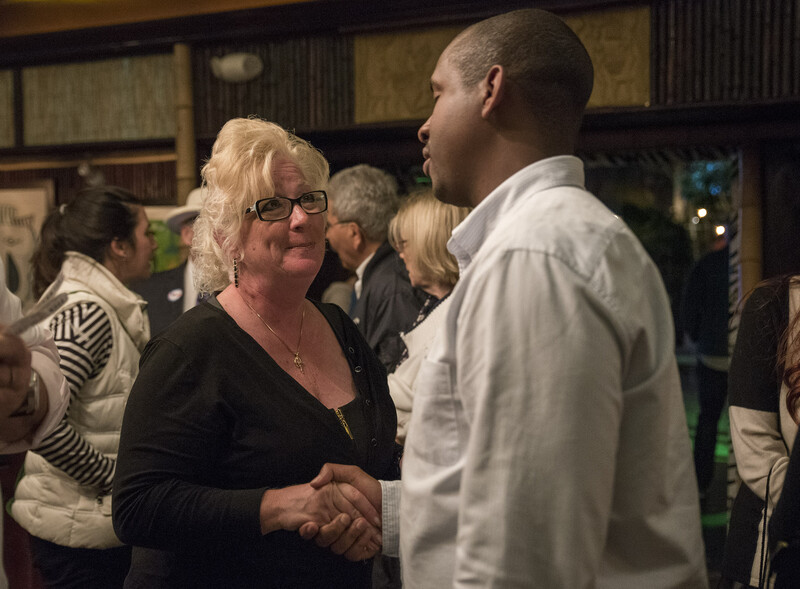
(174, 42), (196, 205)
(738, 146), (762, 297)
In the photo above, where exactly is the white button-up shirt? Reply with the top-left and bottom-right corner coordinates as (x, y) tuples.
(383, 156), (707, 588)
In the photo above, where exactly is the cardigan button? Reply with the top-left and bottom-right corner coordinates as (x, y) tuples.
(348, 346), (355, 354)
(354, 365), (363, 373)
(370, 438), (378, 447)
(364, 399), (372, 407)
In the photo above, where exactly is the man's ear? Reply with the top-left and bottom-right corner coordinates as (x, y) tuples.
(350, 223), (366, 251)
(180, 223), (195, 248)
(481, 65), (506, 119)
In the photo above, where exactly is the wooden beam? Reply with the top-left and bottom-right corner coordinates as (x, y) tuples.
(174, 43), (196, 205)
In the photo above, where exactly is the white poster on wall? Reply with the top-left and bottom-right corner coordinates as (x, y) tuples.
(0, 182), (54, 309)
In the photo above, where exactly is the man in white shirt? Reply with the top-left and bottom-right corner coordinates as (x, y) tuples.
(1, 261), (69, 589)
(303, 8), (707, 588)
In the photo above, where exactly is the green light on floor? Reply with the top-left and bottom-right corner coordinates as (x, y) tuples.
(714, 442), (730, 461)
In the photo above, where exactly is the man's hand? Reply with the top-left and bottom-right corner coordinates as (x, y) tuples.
(0, 327), (38, 444)
(0, 328), (32, 419)
(309, 463), (382, 509)
(297, 463), (383, 560)
(260, 478), (380, 533)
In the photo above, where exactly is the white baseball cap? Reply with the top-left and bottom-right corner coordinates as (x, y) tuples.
(166, 187), (206, 234)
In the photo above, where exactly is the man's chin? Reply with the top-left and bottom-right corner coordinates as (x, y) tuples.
(431, 182), (456, 206)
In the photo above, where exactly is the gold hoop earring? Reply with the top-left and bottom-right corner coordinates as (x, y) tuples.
(233, 258), (239, 288)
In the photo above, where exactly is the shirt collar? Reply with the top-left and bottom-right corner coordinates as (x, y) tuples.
(353, 251), (375, 299)
(448, 155), (585, 274)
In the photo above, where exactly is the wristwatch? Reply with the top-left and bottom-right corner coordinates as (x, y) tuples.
(9, 370), (40, 417)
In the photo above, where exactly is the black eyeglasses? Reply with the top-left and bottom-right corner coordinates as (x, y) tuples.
(244, 190), (328, 221)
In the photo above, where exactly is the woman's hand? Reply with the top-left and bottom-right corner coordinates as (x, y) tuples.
(260, 481), (382, 559)
(297, 463), (385, 561)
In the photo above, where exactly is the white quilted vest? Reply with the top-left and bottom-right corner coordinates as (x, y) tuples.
(11, 252), (149, 548)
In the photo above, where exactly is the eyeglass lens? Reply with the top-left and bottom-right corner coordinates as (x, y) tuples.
(256, 191), (327, 221)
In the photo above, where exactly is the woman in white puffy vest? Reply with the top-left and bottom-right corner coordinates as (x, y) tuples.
(11, 186), (156, 589)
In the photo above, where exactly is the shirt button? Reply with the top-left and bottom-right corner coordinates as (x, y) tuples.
(348, 347), (355, 354)
(370, 438), (378, 447)
(354, 366), (363, 373)
(364, 399), (372, 407)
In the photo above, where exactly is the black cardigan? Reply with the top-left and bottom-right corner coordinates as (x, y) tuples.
(113, 297), (397, 588)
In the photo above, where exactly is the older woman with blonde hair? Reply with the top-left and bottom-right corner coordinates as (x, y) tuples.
(113, 118), (399, 588)
(387, 190), (470, 443)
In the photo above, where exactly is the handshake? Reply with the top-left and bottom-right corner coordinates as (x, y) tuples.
(259, 463), (384, 562)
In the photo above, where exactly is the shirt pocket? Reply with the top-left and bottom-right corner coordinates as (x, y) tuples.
(406, 359), (462, 466)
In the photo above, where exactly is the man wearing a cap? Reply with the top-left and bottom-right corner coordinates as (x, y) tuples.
(133, 187), (204, 336)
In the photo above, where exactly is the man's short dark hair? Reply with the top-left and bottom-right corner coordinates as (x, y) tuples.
(448, 9), (594, 132)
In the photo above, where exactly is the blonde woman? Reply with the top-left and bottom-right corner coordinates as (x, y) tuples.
(387, 190), (470, 443)
(113, 118), (395, 588)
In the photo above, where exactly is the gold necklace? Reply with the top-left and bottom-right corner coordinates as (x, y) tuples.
(244, 299), (306, 373)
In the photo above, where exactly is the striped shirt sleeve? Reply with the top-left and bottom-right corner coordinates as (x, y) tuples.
(33, 301), (116, 492)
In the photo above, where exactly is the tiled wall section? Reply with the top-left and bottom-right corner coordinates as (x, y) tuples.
(354, 26), (462, 125)
(0, 71), (14, 148)
(353, 5), (650, 124)
(8, 5), (650, 143)
(567, 6), (651, 108)
(22, 54), (175, 145)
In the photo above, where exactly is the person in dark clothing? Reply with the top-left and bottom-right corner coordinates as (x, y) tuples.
(324, 165), (426, 374)
(132, 187), (205, 337)
(722, 275), (800, 588)
(682, 240), (731, 497)
(113, 118), (397, 588)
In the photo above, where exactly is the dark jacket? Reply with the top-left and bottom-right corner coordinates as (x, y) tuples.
(132, 262), (187, 337)
(351, 241), (426, 373)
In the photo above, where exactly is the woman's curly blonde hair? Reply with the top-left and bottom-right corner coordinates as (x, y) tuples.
(192, 117), (329, 294)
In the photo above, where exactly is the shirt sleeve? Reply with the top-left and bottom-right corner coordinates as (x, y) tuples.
(452, 251), (623, 588)
(728, 284), (790, 504)
(0, 278), (69, 454)
(33, 302), (116, 491)
(379, 479), (402, 557)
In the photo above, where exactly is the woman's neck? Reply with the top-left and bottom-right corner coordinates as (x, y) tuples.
(227, 278), (308, 326)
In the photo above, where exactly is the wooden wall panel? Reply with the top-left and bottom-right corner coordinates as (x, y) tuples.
(0, 71), (14, 148)
(0, 160), (176, 205)
(22, 54), (175, 146)
(566, 6), (651, 108)
(194, 35), (353, 138)
(353, 27), (462, 124)
(652, 0), (800, 105)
